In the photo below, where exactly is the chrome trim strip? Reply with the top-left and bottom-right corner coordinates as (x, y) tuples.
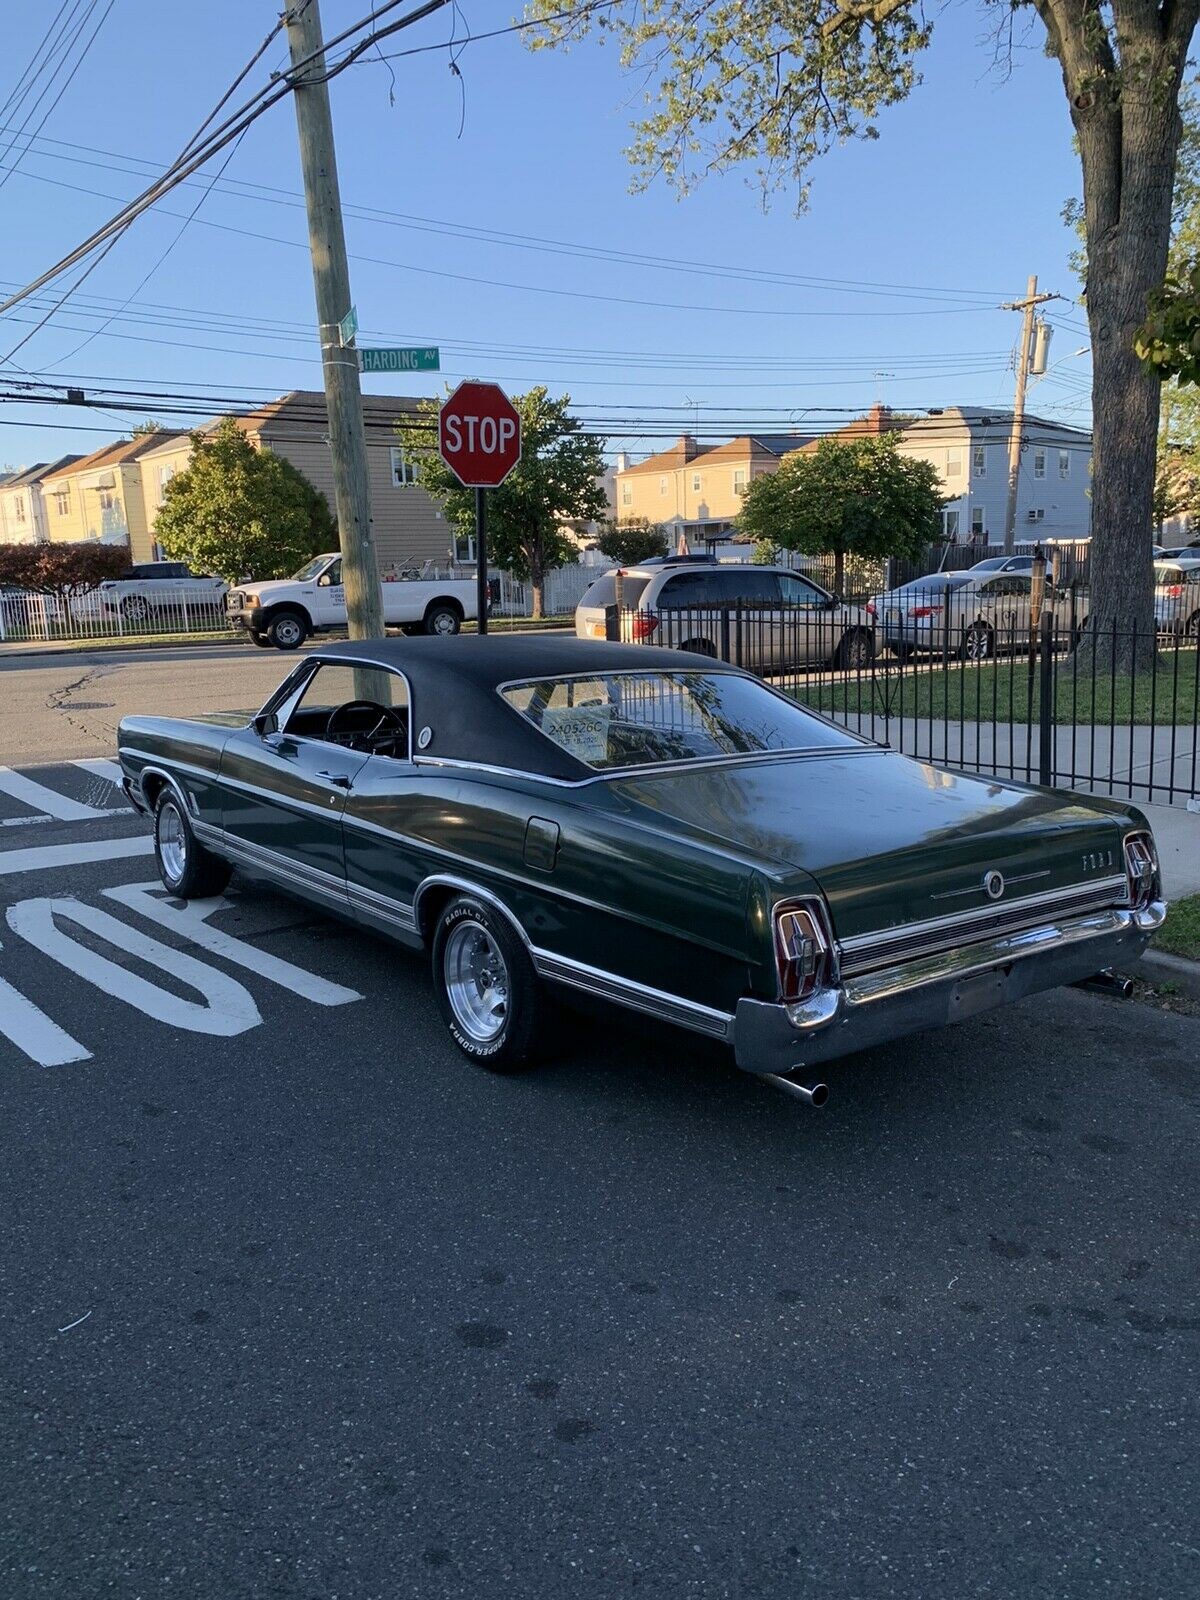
(843, 908), (1135, 1008)
(411, 874), (533, 947)
(193, 819), (349, 901)
(530, 947), (733, 1039)
(120, 747), (218, 789)
(838, 875), (1127, 960)
(289, 655), (416, 764)
(411, 744), (880, 789)
(931, 869), (1051, 901)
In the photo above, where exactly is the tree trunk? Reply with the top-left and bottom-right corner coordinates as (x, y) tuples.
(1061, 22), (1186, 671)
(529, 545), (544, 620)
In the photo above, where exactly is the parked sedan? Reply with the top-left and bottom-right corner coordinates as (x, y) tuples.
(1154, 561), (1200, 636)
(869, 570), (1079, 660)
(576, 561), (876, 672)
(116, 636), (1163, 1101)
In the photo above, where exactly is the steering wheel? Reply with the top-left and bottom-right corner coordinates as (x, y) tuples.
(325, 699), (405, 751)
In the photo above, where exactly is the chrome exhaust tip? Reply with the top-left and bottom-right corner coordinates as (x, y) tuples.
(1071, 967), (1134, 999)
(770, 1074), (830, 1108)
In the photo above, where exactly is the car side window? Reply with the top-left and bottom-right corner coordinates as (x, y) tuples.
(777, 574), (827, 609)
(283, 662), (408, 746)
(719, 569), (782, 605)
(657, 572), (714, 608)
(317, 559), (342, 588)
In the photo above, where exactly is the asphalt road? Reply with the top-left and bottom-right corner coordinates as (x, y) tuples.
(0, 764), (1197, 1598)
(0, 643), (302, 767)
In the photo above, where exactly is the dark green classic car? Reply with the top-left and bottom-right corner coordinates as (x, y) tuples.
(117, 636), (1164, 1101)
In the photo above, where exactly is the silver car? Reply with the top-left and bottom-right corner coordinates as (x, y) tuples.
(869, 570), (1079, 661)
(575, 562), (877, 672)
(1154, 561), (1200, 636)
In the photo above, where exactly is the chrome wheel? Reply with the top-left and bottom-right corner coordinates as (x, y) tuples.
(157, 800), (187, 883)
(443, 920), (509, 1043)
(963, 623), (993, 662)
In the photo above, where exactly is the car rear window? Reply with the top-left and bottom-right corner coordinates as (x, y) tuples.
(578, 573), (651, 609)
(500, 670), (856, 771)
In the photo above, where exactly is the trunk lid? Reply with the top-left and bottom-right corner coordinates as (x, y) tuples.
(609, 749), (1130, 943)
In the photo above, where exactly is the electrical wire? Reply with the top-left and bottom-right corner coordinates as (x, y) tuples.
(0, 0), (115, 199)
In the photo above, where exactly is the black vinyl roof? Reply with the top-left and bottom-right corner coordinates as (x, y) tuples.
(312, 634), (744, 780)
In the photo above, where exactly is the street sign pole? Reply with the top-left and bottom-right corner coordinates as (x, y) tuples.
(475, 487), (488, 636)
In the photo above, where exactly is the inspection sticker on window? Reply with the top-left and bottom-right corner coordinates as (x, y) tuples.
(540, 704), (613, 764)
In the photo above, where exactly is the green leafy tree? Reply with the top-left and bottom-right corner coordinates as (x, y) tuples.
(736, 434), (942, 595)
(750, 537), (777, 565)
(595, 517), (668, 565)
(154, 418), (336, 582)
(531, 0), (1200, 664)
(398, 387), (607, 616)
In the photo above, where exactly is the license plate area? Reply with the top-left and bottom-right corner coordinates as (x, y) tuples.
(948, 967), (1008, 1020)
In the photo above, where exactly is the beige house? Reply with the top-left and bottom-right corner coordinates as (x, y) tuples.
(137, 391), (453, 569)
(0, 455), (82, 543)
(39, 434), (185, 559)
(613, 434), (805, 544)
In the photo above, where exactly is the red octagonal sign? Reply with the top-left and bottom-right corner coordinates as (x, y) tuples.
(438, 380), (521, 489)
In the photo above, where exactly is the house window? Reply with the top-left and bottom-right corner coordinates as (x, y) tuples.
(659, 475), (668, 496)
(13, 496), (25, 523)
(454, 533), (476, 563)
(942, 508), (960, 541)
(972, 445), (986, 478)
(970, 506), (985, 539)
(621, 483), (632, 507)
(390, 447), (417, 487)
(1058, 449), (1070, 479)
(946, 448), (962, 477)
(98, 489), (117, 513)
(733, 467), (747, 495)
(1033, 448), (1046, 479)
(53, 488), (70, 515)
(691, 473), (702, 493)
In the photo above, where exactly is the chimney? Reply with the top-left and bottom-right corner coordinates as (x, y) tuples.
(676, 433), (699, 459)
(615, 451), (630, 472)
(867, 404), (891, 433)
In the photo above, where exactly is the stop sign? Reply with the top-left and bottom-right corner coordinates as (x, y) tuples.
(438, 380), (521, 488)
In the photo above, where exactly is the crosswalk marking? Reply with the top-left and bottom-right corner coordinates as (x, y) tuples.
(71, 758), (126, 787)
(0, 837), (155, 877)
(0, 765), (114, 822)
(0, 814), (54, 830)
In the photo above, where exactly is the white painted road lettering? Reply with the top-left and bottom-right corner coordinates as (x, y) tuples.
(0, 939), (91, 1067)
(0, 838), (155, 877)
(103, 882), (362, 1007)
(6, 898), (262, 1037)
(0, 765), (113, 823)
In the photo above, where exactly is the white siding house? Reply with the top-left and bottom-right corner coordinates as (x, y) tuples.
(896, 407), (1092, 545)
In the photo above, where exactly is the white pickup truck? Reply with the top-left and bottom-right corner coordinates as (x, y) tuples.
(224, 553), (479, 649)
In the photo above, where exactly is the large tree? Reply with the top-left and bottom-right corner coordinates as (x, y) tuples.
(154, 418), (335, 583)
(532, 0), (1200, 664)
(737, 433), (942, 594)
(397, 387), (607, 617)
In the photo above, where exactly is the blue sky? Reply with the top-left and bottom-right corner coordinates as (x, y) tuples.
(0, 0), (1094, 470)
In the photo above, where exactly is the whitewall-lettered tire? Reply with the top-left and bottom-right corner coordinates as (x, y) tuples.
(431, 895), (542, 1072)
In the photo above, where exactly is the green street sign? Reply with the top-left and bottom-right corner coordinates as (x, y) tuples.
(338, 306), (358, 346)
(358, 346), (440, 374)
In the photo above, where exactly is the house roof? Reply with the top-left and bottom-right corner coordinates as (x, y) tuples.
(619, 432), (814, 478)
(41, 434), (185, 482)
(237, 388), (424, 434)
(1, 455), (83, 490)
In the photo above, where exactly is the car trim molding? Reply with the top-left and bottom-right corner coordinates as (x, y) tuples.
(529, 947), (734, 1038)
(192, 819), (349, 909)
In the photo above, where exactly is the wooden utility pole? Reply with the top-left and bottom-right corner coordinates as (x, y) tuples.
(1002, 275), (1058, 554)
(285, 0), (384, 642)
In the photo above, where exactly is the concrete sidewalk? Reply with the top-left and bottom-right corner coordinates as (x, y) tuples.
(1140, 800), (1200, 898)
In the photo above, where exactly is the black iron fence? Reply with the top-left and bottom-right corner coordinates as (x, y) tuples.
(603, 583), (1200, 805)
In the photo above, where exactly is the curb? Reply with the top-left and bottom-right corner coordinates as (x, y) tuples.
(1138, 947), (1200, 1000)
(0, 633), (249, 660)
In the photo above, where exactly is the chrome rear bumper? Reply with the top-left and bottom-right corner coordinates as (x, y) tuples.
(733, 901), (1165, 1075)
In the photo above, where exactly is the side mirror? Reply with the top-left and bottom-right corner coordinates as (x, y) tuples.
(828, 593), (842, 609)
(253, 711), (278, 737)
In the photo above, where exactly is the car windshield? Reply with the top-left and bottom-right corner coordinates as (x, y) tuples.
(291, 556), (332, 582)
(578, 572), (652, 609)
(891, 573), (974, 596)
(501, 670), (857, 771)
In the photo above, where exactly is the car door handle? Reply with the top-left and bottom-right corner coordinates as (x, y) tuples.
(316, 770), (352, 788)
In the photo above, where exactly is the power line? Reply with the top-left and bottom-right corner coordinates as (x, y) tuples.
(1, 127), (1020, 307)
(0, 0), (115, 199)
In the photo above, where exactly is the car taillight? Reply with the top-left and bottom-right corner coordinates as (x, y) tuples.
(773, 900), (834, 1004)
(1123, 832), (1160, 910)
(908, 604), (943, 618)
(631, 611), (659, 640)
(1165, 584), (1183, 599)
(865, 601), (876, 616)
